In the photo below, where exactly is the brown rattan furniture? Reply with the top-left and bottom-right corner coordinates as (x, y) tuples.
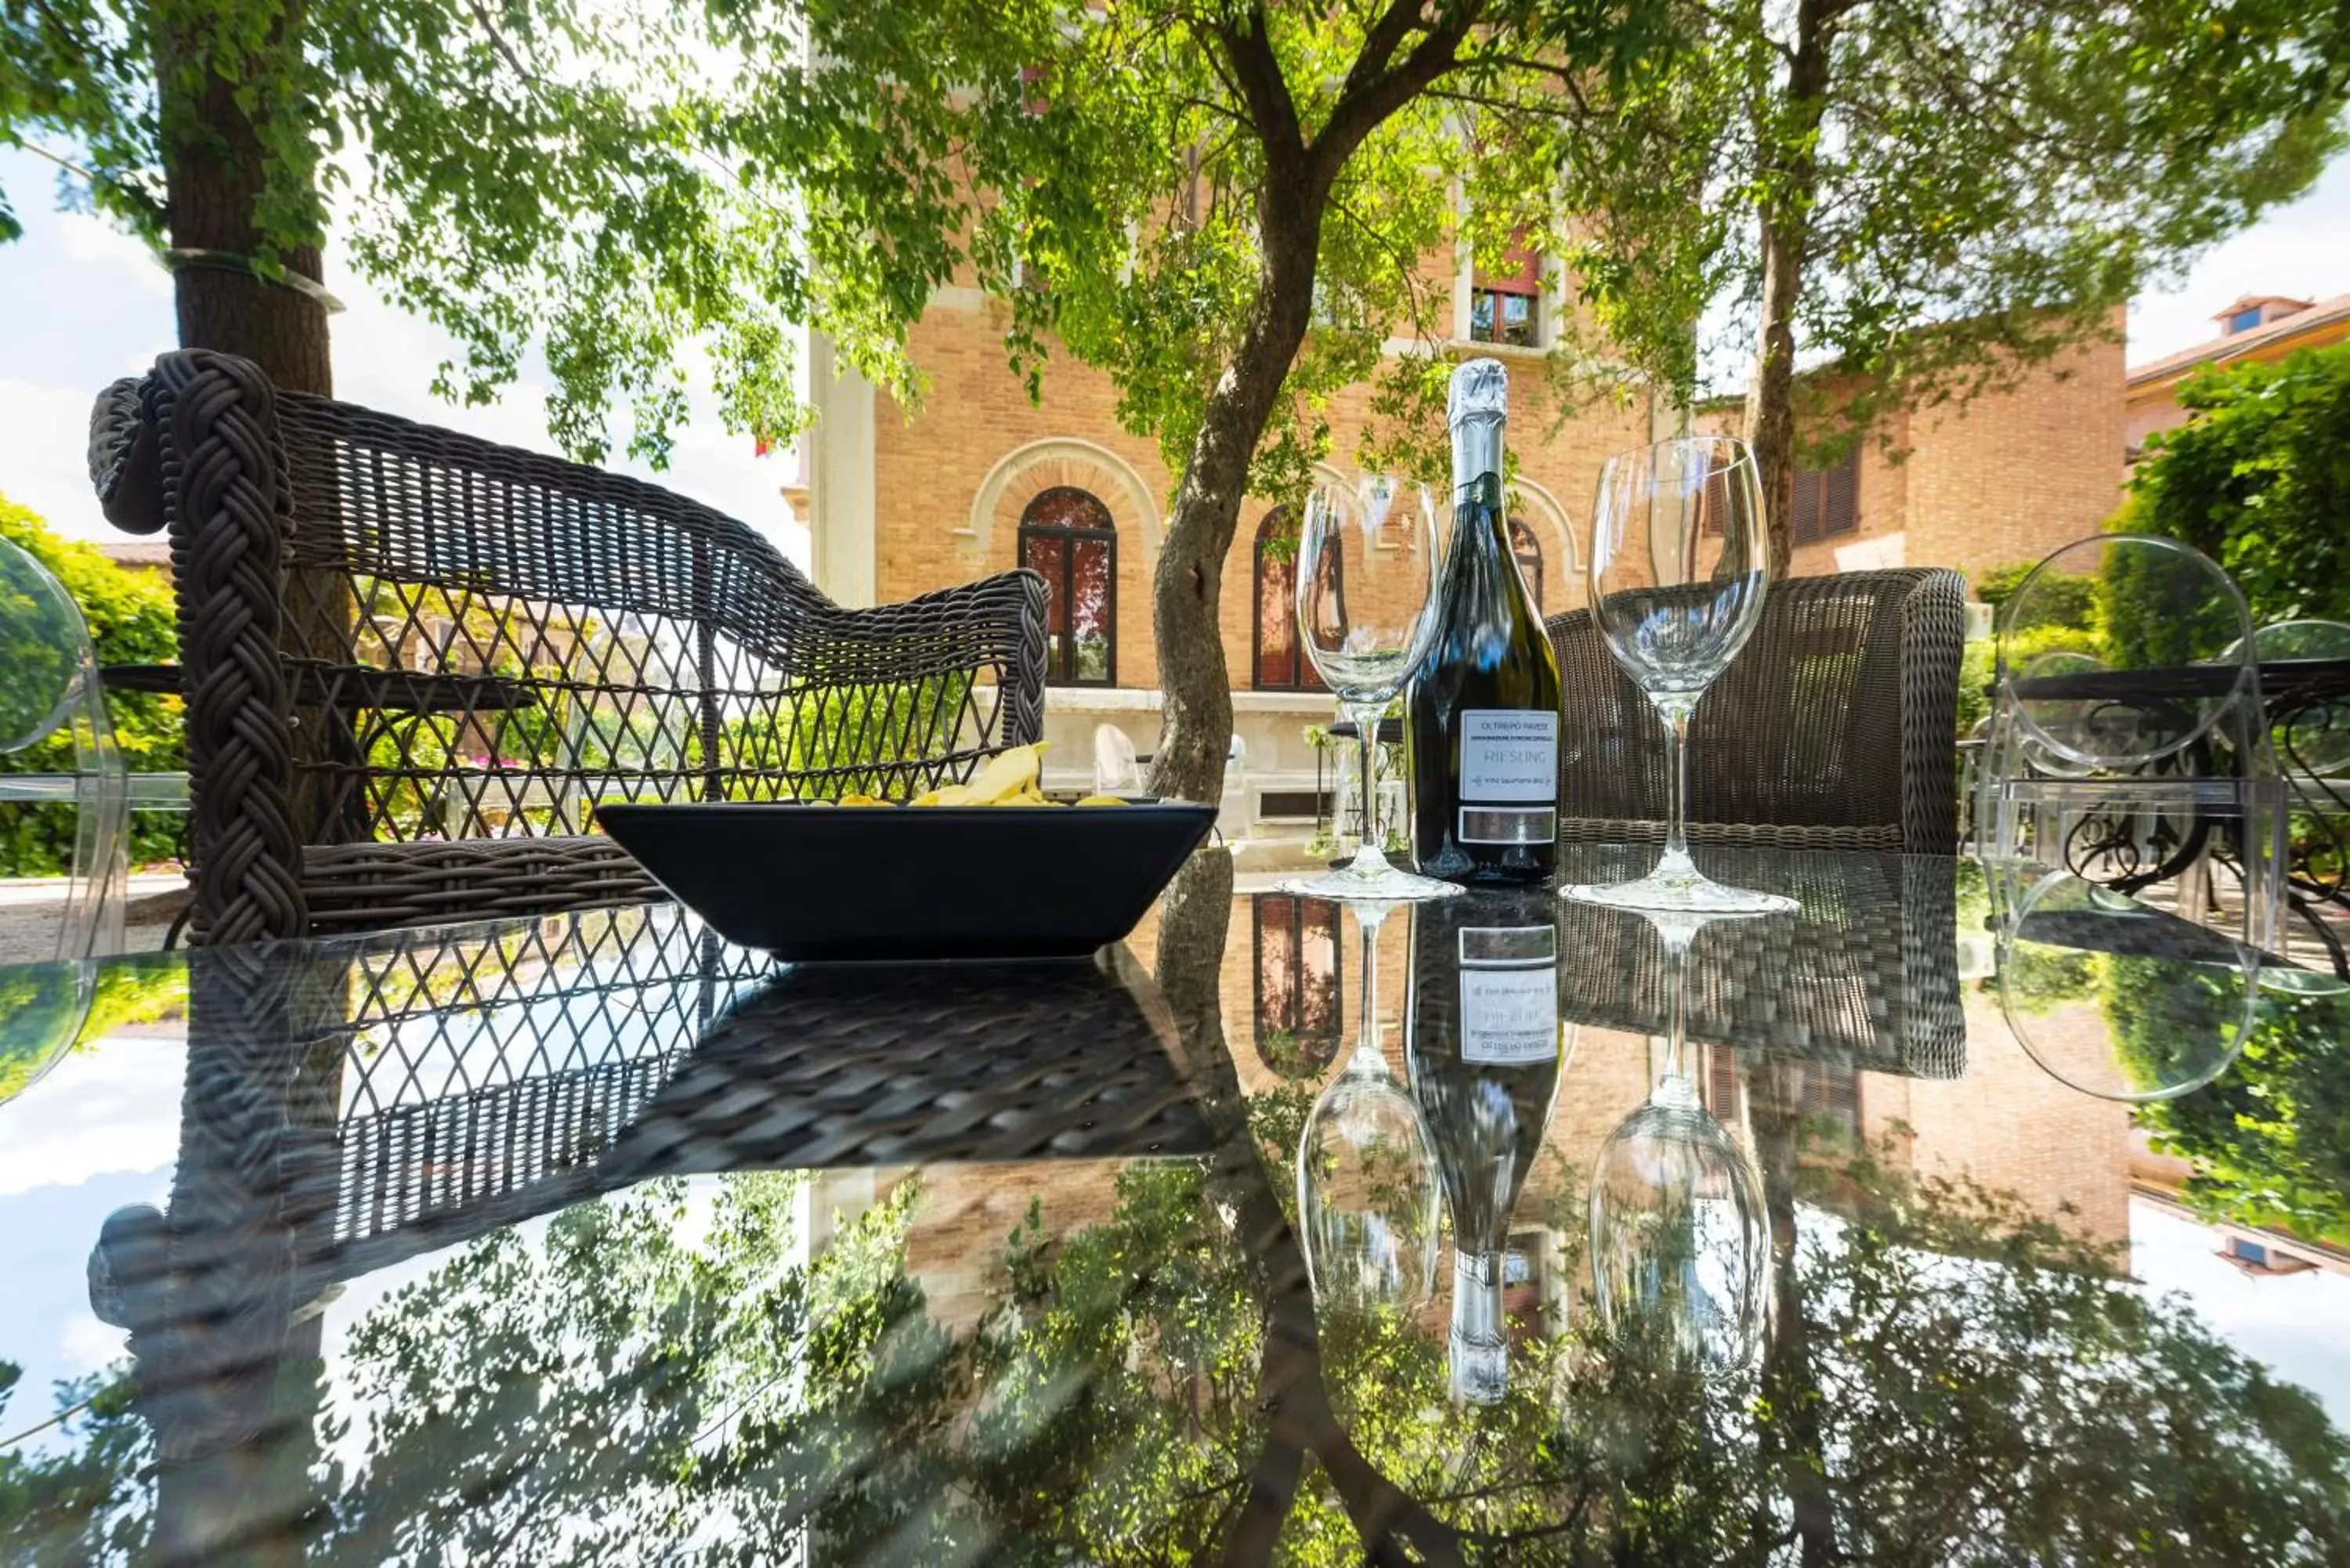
(88, 349), (1046, 944)
(1546, 568), (1965, 854)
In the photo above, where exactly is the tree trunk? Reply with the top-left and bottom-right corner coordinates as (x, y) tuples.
(157, 13), (334, 394)
(1749, 1058), (1842, 1566)
(1146, 181), (1323, 805)
(1742, 0), (1837, 582)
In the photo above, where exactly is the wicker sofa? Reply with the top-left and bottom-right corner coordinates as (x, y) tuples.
(90, 349), (1046, 944)
(1546, 568), (1967, 855)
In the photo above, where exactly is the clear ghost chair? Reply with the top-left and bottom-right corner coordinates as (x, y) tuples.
(0, 533), (129, 959)
(1978, 533), (2290, 1079)
(1979, 535), (2282, 934)
(1092, 723), (1143, 796)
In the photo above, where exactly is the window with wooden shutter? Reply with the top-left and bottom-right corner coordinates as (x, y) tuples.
(1791, 451), (1860, 544)
(1469, 232), (1542, 348)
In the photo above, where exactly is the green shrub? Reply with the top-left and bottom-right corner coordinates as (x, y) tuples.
(2112, 338), (2350, 627)
(1973, 560), (2095, 626)
(0, 497), (184, 874)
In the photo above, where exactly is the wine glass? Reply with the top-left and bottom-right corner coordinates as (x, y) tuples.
(1298, 903), (1442, 1312)
(1280, 478), (1459, 902)
(1562, 437), (1795, 916)
(1587, 909), (1771, 1380)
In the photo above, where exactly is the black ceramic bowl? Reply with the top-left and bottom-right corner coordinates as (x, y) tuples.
(595, 800), (1217, 961)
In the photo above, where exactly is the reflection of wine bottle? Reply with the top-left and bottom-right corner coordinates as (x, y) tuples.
(1405, 891), (1565, 1404)
(1405, 357), (1564, 885)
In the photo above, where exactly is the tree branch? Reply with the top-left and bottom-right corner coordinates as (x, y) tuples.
(1313, 0), (1482, 177)
(1216, 5), (1307, 166)
(1340, 0), (1431, 102)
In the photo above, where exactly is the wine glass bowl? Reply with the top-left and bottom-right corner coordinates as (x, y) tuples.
(1588, 1081), (1770, 1382)
(1298, 1053), (1442, 1313)
(1282, 477), (1460, 902)
(1564, 436), (1794, 916)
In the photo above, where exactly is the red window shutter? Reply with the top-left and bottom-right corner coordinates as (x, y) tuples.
(1477, 229), (1542, 297)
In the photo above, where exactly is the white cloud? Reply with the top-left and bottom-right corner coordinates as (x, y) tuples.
(0, 1033), (187, 1197)
(56, 1310), (128, 1375)
(52, 211), (170, 304)
(0, 376), (125, 541)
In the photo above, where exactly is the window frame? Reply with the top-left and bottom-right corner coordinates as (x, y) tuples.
(1250, 506), (1329, 692)
(1017, 485), (1119, 687)
(1507, 515), (1545, 612)
(1252, 893), (1344, 1077)
(1791, 450), (1861, 545)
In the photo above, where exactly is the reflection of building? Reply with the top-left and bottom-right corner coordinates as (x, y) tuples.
(2127, 291), (2350, 457)
(2131, 1140), (2350, 1281)
(1250, 894), (1343, 1079)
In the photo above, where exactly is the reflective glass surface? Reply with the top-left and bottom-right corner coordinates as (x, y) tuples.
(2, 843), (2346, 1563)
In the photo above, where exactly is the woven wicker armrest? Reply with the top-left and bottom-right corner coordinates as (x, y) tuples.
(806, 568), (1049, 746)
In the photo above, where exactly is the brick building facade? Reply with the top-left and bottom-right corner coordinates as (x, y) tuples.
(801, 269), (2127, 816)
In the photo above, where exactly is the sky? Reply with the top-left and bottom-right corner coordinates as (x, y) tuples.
(0, 148), (809, 558)
(1, 146), (2347, 550)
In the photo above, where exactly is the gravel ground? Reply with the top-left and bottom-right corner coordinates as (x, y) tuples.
(0, 875), (186, 966)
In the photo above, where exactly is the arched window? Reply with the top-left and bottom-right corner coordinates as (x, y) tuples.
(1509, 515), (1545, 614)
(1253, 894), (1343, 1078)
(1252, 507), (1326, 692)
(1018, 486), (1116, 685)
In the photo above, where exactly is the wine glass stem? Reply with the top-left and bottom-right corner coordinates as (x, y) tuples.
(1655, 927), (1698, 1107)
(1658, 697), (1696, 877)
(1345, 700), (1392, 878)
(1347, 903), (1386, 1073)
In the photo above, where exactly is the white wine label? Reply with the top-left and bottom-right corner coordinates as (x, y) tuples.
(1461, 966), (1560, 1064)
(1460, 710), (1558, 803)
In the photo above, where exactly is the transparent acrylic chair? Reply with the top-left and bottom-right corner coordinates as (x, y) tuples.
(1093, 723), (1144, 796)
(1977, 533), (2287, 1097)
(0, 533), (132, 960)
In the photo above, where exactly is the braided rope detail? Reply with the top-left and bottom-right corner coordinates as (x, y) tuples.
(1001, 567), (1049, 746)
(88, 378), (145, 506)
(153, 351), (309, 944)
(1900, 569), (1967, 854)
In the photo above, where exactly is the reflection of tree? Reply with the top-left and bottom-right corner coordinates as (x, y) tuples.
(9, 922), (2348, 1563)
(0, 1364), (151, 1563)
(7, 1112), (2347, 1563)
(2119, 963), (2350, 1250)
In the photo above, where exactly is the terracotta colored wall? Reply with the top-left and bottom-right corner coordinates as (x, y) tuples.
(1898, 331), (2129, 584)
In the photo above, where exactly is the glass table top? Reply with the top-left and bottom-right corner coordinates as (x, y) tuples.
(1, 842), (2345, 1563)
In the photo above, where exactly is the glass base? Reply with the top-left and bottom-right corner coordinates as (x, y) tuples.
(1281, 844), (1462, 904)
(1560, 848), (1796, 916)
(1278, 865), (1462, 903)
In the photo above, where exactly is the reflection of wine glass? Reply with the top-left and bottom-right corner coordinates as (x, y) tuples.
(1299, 903), (1441, 1311)
(1564, 438), (1794, 916)
(1587, 909), (1771, 1380)
(1280, 479), (1459, 903)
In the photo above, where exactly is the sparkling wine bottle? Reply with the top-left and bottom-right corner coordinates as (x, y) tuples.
(1405, 891), (1565, 1404)
(1405, 358), (1564, 885)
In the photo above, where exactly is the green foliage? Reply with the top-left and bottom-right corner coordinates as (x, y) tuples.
(0, 956), (187, 1107)
(0, 1363), (151, 1563)
(1976, 558), (2093, 622)
(3, 1128), (2348, 1559)
(1554, 0), (2350, 437)
(0, 497), (183, 874)
(2130, 971), (2350, 1250)
(718, 675), (975, 801)
(5, 0), (1643, 479)
(2114, 339), (2350, 627)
